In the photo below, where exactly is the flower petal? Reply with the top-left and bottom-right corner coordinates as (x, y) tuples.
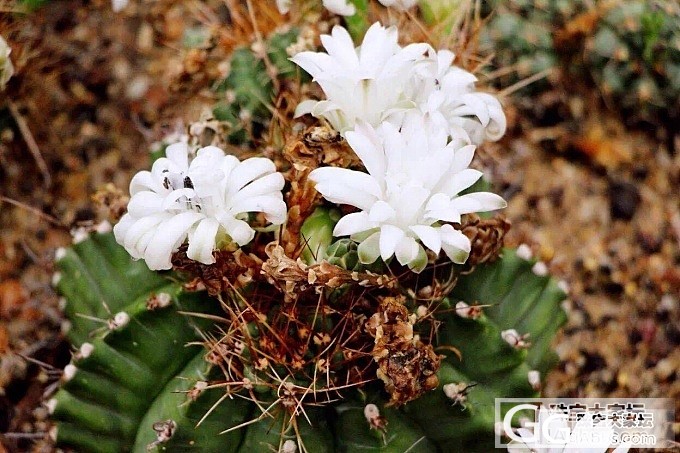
(409, 225), (441, 254)
(439, 169), (483, 197)
(379, 224), (405, 261)
(357, 232), (381, 264)
(127, 191), (166, 217)
(394, 236), (419, 266)
(451, 192), (507, 214)
(334, 211), (375, 237)
(313, 181), (377, 211)
(345, 122), (386, 179)
(218, 214), (255, 246)
(130, 171), (163, 195)
(229, 172), (285, 204)
(165, 142), (189, 170)
(186, 217), (219, 265)
(439, 224), (471, 264)
(310, 167), (382, 198)
(145, 212), (203, 270)
(227, 157), (276, 195)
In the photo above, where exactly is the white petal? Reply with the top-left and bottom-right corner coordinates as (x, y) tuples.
(310, 167), (382, 198)
(345, 122), (386, 179)
(218, 215), (255, 246)
(263, 199), (288, 225)
(440, 169), (483, 197)
(409, 225), (441, 254)
(294, 100), (318, 117)
(229, 195), (287, 222)
(121, 214), (165, 256)
(368, 201), (396, 222)
(451, 145), (477, 173)
(313, 181), (377, 211)
(424, 193), (450, 213)
(145, 212), (203, 270)
(165, 142), (189, 170)
(334, 212), (375, 237)
(227, 158), (276, 194)
(127, 191), (165, 217)
(357, 232), (381, 264)
(113, 214), (135, 253)
(451, 192), (507, 214)
(460, 93), (490, 127)
(186, 218), (219, 265)
(394, 236), (419, 266)
(321, 26), (359, 69)
(379, 224), (405, 261)
(229, 172), (285, 204)
(130, 171), (163, 195)
(439, 225), (471, 264)
(161, 188), (194, 210)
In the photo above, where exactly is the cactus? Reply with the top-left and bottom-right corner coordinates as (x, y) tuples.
(480, 0), (680, 128)
(212, 29), (301, 145)
(585, 1), (680, 126)
(50, 219), (566, 452)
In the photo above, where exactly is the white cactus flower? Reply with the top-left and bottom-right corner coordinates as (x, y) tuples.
(322, 0), (356, 16)
(378, 0), (418, 11)
(1, 35), (14, 91)
(114, 142), (286, 270)
(309, 117), (506, 272)
(291, 22), (429, 133)
(291, 23), (506, 145)
(410, 48), (506, 144)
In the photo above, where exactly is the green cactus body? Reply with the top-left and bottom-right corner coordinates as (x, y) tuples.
(481, 0), (679, 126)
(213, 29), (301, 145)
(587, 1), (680, 124)
(51, 229), (566, 452)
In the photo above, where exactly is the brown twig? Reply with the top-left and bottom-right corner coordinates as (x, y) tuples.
(7, 100), (51, 188)
(0, 195), (65, 227)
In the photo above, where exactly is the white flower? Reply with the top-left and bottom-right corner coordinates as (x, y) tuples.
(508, 407), (630, 453)
(1, 35), (14, 91)
(292, 23), (506, 145)
(323, 0), (356, 16)
(308, 116), (506, 272)
(410, 48), (506, 144)
(114, 143), (286, 270)
(276, 0), (291, 14)
(378, 0), (418, 11)
(291, 22), (429, 133)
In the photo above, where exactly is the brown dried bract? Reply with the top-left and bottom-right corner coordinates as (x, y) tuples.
(461, 214), (511, 270)
(281, 126), (361, 255)
(261, 243), (395, 301)
(172, 246), (263, 296)
(366, 296), (442, 406)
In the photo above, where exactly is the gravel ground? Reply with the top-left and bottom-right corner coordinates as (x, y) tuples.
(0, 1), (678, 451)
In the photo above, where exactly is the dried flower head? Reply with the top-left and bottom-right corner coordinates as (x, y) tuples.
(114, 143), (286, 270)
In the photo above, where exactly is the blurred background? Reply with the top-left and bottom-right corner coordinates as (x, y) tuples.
(0, 0), (678, 451)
